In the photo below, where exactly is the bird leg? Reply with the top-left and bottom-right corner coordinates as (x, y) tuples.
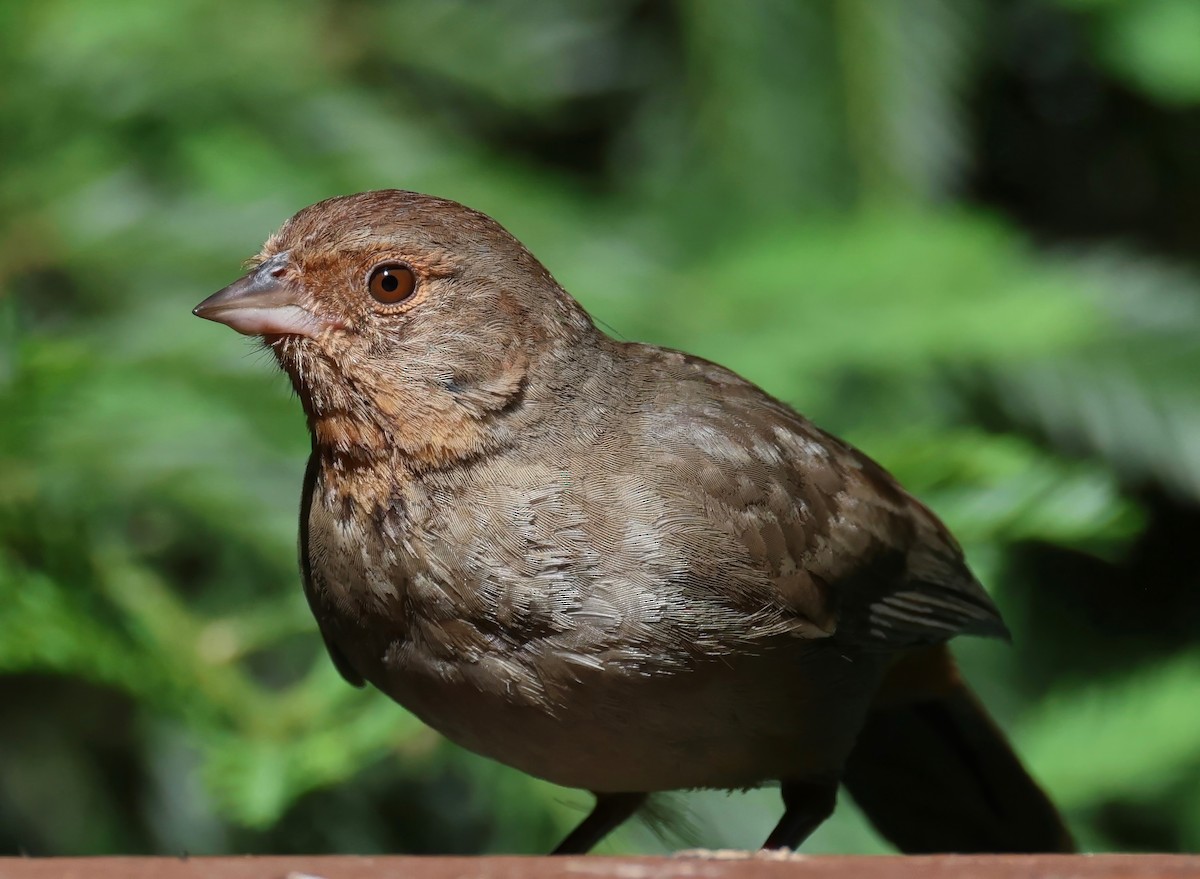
(762, 780), (839, 850)
(552, 791), (646, 854)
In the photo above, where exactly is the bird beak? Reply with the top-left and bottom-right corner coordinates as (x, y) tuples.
(193, 254), (334, 338)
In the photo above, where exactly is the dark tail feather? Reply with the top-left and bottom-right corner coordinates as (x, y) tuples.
(842, 683), (1074, 853)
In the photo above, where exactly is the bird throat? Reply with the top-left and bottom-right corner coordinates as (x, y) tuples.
(274, 333), (524, 475)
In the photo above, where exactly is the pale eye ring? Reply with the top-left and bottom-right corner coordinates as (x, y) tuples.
(368, 264), (416, 304)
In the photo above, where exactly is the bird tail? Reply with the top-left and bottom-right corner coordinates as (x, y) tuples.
(842, 646), (1074, 854)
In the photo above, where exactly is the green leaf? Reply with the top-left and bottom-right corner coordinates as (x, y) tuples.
(1019, 652), (1200, 807)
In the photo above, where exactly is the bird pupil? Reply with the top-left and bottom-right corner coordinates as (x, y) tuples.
(382, 274), (399, 292)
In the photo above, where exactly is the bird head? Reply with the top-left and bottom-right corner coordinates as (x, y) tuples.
(194, 190), (597, 465)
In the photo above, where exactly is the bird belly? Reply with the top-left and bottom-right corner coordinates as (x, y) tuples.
(369, 633), (888, 793)
(305, 478), (888, 792)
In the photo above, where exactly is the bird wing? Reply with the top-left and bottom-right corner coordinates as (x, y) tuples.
(634, 347), (1008, 650)
(300, 448), (366, 687)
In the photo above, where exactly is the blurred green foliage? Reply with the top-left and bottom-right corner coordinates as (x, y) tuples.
(2, 0), (1199, 856)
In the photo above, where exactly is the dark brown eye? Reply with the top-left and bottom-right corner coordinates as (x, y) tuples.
(368, 264), (416, 304)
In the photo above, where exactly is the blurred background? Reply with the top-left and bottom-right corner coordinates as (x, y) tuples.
(2, 0), (1200, 856)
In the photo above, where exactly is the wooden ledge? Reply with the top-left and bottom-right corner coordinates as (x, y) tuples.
(2, 855), (1199, 879)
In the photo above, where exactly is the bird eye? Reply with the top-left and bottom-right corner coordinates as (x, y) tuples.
(368, 264), (416, 304)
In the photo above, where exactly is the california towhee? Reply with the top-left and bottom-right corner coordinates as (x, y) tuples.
(194, 190), (1073, 854)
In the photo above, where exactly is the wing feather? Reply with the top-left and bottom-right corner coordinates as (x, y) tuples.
(636, 347), (1008, 650)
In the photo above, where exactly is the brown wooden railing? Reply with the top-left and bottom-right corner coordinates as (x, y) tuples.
(3, 855), (1199, 879)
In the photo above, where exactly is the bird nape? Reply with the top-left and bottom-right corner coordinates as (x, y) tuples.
(193, 189), (1073, 855)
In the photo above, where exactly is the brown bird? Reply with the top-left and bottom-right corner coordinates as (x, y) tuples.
(194, 190), (1072, 855)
